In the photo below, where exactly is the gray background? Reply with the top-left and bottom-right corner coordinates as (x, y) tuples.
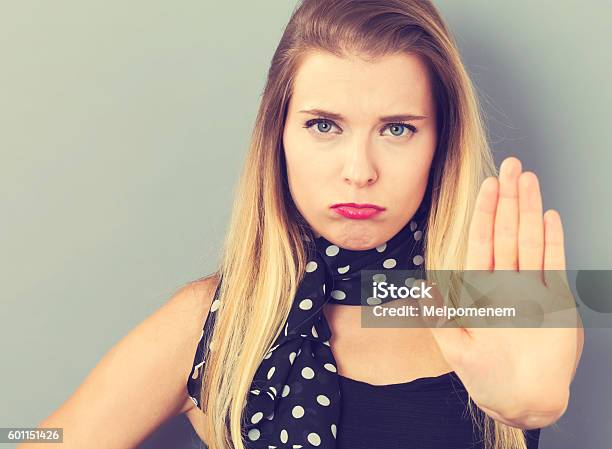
(1, 1), (610, 448)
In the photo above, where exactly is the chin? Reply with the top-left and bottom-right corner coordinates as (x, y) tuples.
(329, 222), (389, 250)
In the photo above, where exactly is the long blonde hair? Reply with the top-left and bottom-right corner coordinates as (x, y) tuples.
(196, 1), (528, 448)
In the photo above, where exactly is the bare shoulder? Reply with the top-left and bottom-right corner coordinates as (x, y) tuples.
(175, 274), (220, 412)
(15, 274), (220, 449)
(176, 274), (220, 445)
(168, 274), (219, 342)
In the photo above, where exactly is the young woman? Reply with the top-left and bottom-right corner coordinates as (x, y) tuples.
(19, 1), (583, 449)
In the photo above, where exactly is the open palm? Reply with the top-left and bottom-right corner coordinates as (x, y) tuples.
(425, 156), (583, 429)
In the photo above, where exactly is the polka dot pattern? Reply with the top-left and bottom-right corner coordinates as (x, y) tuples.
(186, 211), (428, 447)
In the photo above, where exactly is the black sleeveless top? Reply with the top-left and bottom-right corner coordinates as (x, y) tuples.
(186, 283), (541, 449)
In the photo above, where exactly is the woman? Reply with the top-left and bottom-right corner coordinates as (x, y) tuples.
(19, 1), (583, 449)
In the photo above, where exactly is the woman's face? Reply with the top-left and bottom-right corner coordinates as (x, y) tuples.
(283, 50), (437, 250)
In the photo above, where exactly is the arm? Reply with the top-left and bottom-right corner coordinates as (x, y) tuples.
(16, 275), (218, 449)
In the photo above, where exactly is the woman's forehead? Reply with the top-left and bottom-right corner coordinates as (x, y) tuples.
(290, 50), (434, 120)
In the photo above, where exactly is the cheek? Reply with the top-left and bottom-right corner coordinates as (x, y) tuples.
(284, 156), (329, 220)
(284, 127), (310, 170)
(286, 157), (327, 201)
(284, 142), (320, 204)
(381, 150), (433, 200)
(284, 132), (332, 189)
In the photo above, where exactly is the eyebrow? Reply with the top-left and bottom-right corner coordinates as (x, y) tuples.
(298, 108), (428, 122)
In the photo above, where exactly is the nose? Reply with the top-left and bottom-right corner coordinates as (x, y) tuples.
(341, 142), (378, 187)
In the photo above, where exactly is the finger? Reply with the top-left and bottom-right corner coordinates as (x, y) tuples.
(416, 277), (472, 364)
(543, 209), (569, 288)
(465, 177), (498, 271)
(493, 157), (522, 270)
(415, 278), (474, 356)
(429, 313), (472, 367)
(518, 171), (544, 277)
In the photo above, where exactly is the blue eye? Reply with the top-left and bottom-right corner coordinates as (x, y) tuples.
(383, 123), (416, 137)
(303, 118), (339, 134)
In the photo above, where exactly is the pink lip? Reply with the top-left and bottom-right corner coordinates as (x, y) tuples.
(330, 203), (385, 220)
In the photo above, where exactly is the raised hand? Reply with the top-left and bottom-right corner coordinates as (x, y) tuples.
(422, 156), (583, 429)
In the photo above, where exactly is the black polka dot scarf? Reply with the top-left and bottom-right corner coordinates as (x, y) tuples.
(189, 208), (428, 448)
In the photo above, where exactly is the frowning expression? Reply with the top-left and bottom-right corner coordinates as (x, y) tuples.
(283, 50), (437, 250)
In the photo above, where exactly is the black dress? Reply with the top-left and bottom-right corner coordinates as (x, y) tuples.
(186, 288), (541, 449)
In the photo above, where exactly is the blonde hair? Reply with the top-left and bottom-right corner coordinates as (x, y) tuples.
(196, 1), (529, 448)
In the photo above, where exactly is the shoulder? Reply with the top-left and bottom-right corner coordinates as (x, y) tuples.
(171, 274), (220, 322)
(174, 274), (221, 413)
(19, 274), (222, 449)
(149, 274), (220, 369)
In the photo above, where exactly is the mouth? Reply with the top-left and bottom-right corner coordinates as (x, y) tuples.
(330, 203), (385, 220)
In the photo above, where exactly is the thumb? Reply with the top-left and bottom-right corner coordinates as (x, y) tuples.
(414, 277), (471, 366)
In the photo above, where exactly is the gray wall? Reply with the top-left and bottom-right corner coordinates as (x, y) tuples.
(1, 1), (609, 448)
